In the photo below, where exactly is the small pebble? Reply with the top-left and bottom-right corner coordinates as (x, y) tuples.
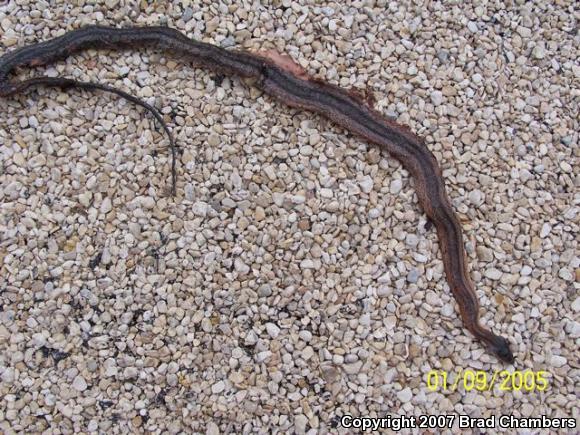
(397, 388), (413, 403)
(430, 90), (444, 106)
(265, 322), (281, 338)
(407, 268), (420, 283)
(212, 380), (225, 394)
(100, 197), (112, 214)
(484, 268), (502, 280)
(72, 375), (88, 392)
(390, 179), (403, 194)
(550, 355), (567, 368)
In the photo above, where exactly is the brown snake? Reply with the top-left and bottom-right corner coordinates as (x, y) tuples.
(0, 26), (514, 363)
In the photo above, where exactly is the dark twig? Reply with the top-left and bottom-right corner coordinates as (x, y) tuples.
(6, 76), (177, 195)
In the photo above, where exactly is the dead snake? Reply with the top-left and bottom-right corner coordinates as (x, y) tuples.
(0, 26), (514, 363)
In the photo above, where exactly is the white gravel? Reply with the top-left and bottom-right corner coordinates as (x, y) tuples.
(0, 1), (578, 434)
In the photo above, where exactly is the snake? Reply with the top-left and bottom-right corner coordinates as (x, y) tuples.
(0, 26), (514, 363)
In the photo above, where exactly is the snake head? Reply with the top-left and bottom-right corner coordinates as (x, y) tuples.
(491, 336), (515, 364)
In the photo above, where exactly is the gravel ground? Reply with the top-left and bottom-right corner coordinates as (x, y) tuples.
(0, 1), (578, 434)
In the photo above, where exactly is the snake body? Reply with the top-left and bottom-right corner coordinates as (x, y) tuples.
(0, 26), (514, 363)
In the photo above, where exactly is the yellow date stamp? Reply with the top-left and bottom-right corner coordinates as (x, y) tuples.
(426, 370), (549, 392)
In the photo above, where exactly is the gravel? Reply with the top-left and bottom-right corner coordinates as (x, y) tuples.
(0, 1), (578, 434)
